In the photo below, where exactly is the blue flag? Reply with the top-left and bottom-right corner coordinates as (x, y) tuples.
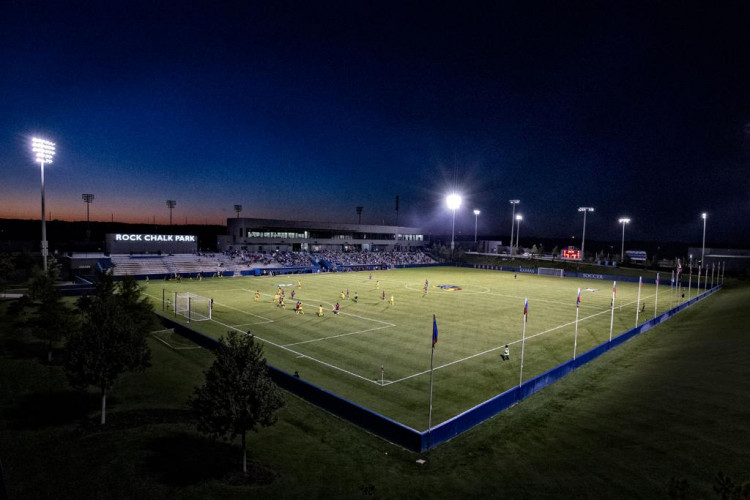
(432, 314), (438, 346)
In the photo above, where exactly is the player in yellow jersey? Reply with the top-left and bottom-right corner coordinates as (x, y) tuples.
(389, 294), (394, 305)
(254, 290), (260, 302)
(317, 304), (324, 317)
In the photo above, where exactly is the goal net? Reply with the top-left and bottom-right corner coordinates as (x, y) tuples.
(538, 267), (564, 277)
(174, 292), (212, 321)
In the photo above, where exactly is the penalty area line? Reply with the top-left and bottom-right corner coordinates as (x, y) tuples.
(207, 316), (382, 385)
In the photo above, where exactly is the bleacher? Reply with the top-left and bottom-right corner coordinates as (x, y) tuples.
(106, 250), (436, 278)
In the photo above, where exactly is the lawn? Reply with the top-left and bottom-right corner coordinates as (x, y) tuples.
(142, 267), (692, 430)
(0, 277), (747, 498)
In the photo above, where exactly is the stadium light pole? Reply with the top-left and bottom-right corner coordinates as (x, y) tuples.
(32, 137), (56, 272)
(701, 212), (707, 265)
(515, 214), (523, 254)
(578, 207), (594, 261)
(82, 194), (95, 241)
(166, 200), (176, 225)
(234, 204), (242, 219)
(509, 200), (520, 254)
(446, 194), (462, 253)
(473, 209), (480, 243)
(618, 218), (630, 263)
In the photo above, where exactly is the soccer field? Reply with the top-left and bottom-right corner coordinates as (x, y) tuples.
(142, 266), (682, 430)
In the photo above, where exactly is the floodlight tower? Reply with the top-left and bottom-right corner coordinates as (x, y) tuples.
(234, 204), (242, 219)
(32, 137), (56, 272)
(509, 200), (520, 254)
(82, 194), (95, 241)
(701, 212), (707, 265)
(515, 214), (523, 253)
(618, 217), (630, 263)
(578, 207), (594, 260)
(473, 209), (480, 242)
(166, 200), (176, 225)
(446, 194), (462, 252)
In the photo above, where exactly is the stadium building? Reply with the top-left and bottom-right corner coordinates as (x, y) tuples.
(218, 218), (427, 253)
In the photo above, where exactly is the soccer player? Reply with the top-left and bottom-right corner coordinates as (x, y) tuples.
(345, 288), (350, 299)
(333, 302), (340, 315)
(317, 304), (324, 317)
(298, 280), (302, 288)
(254, 290), (260, 302)
(273, 292), (280, 304)
(353, 292), (358, 303)
(279, 297), (285, 309)
(389, 295), (394, 305)
(502, 345), (510, 361)
(382, 290), (386, 303)
(424, 279), (428, 294)
(376, 280), (380, 289)
(340, 290), (345, 300)
(291, 290), (296, 300)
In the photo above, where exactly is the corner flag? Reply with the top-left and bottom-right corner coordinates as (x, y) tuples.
(432, 314), (438, 347)
(523, 298), (529, 320)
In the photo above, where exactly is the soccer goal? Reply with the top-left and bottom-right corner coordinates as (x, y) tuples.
(173, 292), (213, 321)
(538, 267), (564, 277)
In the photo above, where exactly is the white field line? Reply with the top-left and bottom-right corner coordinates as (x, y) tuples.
(284, 320), (395, 347)
(149, 332), (203, 350)
(143, 290), (275, 324)
(383, 294), (654, 386)
(207, 316), (381, 385)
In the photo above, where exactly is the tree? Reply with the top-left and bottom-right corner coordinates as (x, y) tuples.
(64, 272), (153, 424)
(23, 259), (76, 363)
(190, 331), (285, 474)
(0, 253), (14, 296)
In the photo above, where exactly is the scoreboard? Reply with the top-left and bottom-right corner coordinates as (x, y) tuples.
(561, 247), (581, 260)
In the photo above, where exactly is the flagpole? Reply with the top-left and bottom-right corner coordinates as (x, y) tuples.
(428, 341), (434, 430)
(428, 314), (437, 431)
(609, 281), (616, 342)
(654, 273), (659, 316)
(573, 289), (580, 360)
(519, 298), (527, 386)
(635, 276), (642, 327)
(670, 270), (675, 307)
(697, 266), (702, 295)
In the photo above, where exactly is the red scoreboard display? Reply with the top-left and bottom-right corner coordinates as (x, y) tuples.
(561, 246), (581, 260)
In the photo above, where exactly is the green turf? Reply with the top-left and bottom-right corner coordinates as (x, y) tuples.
(0, 278), (747, 498)
(141, 267), (698, 429)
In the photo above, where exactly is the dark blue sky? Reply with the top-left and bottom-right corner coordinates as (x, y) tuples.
(1, 1), (749, 245)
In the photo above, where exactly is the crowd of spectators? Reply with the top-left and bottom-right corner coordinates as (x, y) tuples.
(221, 248), (435, 271)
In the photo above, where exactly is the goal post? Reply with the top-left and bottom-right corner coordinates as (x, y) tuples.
(174, 292), (213, 321)
(538, 267), (564, 277)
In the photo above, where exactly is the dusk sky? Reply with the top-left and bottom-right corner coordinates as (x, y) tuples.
(1, 2), (749, 245)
